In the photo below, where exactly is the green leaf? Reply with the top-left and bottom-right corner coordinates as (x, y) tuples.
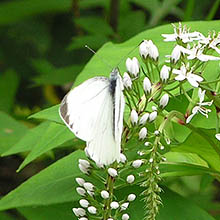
(2, 121), (51, 156)
(32, 60), (81, 85)
(17, 122), (75, 171)
(0, 70), (19, 113)
(172, 128), (220, 171)
(165, 152), (209, 167)
(0, 0), (71, 25)
(73, 20), (220, 87)
(0, 111), (28, 155)
(18, 203), (75, 220)
(0, 212), (14, 220)
(157, 188), (215, 220)
(0, 151), (84, 211)
(29, 105), (62, 124)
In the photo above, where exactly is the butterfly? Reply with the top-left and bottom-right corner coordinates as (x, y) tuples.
(59, 68), (125, 166)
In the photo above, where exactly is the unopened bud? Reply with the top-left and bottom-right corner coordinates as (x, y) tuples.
(127, 194), (136, 201)
(139, 113), (149, 125)
(126, 175), (135, 184)
(126, 57), (139, 77)
(139, 127), (147, 140)
(149, 111), (157, 122)
(110, 201), (119, 209)
(88, 206), (97, 214)
(130, 109), (138, 125)
(132, 159), (143, 168)
(101, 190), (109, 199)
(120, 153), (127, 163)
(123, 72), (132, 89)
(160, 65), (170, 82)
(143, 77), (152, 93)
(122, 213), (130, 220)
(160, 93), (169, 108)
(108, 168), (118, 177)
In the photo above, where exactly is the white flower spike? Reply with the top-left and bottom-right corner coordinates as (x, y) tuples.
(173, 64), (203, 87)
(126, 57), (139, 77)
(186, 88), (213, 123)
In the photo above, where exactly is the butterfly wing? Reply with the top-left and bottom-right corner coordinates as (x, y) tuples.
(59, 76), (123, 165)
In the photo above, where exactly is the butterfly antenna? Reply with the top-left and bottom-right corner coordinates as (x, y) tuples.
(85, 45), (113, 70)
(115, 43), (140, 67)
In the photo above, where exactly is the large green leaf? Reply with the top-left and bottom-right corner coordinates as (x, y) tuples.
(0, 212), (14, 220)
(16, 122), (75, 171)
(172, 128), (220, 171)
(0, 151), (84, 211)
(2, 121), (51, 156)
(0, 111), (28, 155)
(0, 70), (19, 113)
(29, 105), (62, 124)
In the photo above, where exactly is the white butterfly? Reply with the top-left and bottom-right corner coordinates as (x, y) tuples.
(59, 68), (125, 166)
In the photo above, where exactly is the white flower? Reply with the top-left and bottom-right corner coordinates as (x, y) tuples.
(110, 201), (119, 209)
(215, 133), (220, 141)
(160, 94), (169, 108)
(162, 23), (202, 43)
(120, 153), (127, 163)
(83, 182), (94, 191)
(186, 88), (213, 123)
(130, 109), (138, 125)
(183, 45), (220, 61)
(72, 208), (86, 217)
(149, 111), (157, 122)
(127, 194), (136, 201)
(126, 175), (135, 184)
(108, 168), (118, 177)
(101, 190), (109, 199)
(132, 159), (143, 168)
(75, 177), (85, 186)
(139, 127), (147, 140)
(143, 77), (152, 93)
(88, 206), (97, 214)
(139, 113), (149, 125)
(123, 72), (132, 89)
(126, 57), (139, 77)
(121, 202), (129, 211)
(76, 187), (86, 196)
(139, 40), (159, 61)
(79, 199), (89, 208)
(172, 64), (203, 87)
(160, 65), (170, 82)
(122, 213), (130, 220)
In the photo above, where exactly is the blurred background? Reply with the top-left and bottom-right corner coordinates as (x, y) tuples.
(0, 0), (220, 219)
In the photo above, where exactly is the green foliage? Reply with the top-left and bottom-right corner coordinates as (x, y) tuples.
(1, 0), (220, 219)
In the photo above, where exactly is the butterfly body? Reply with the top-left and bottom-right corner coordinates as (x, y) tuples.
(59, 68), (125, 165)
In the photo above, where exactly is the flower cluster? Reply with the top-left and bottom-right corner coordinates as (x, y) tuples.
(72, 23), (220, 220)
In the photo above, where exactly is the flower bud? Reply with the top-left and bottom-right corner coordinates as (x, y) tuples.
(123, 72), (132, 89)
(143, 77), (152, 94)
(121, 202), (129, 211)
(122, 213), (130, 220)
(72, 208), (86, 217)
(126, 57), (139, 77)
(139, 40), (149, 59)
(160, 93), (169, 108)
(149, 111), (157, 122)
(171, 45), (181, 63)
(126, 175), (135, 184)
(160, 65), (170, 82)
(127, 194), (136, 201)
(79, 199), (89, 208)
(79, 159), (90, 168)
(110, 201), (119, 209)
(139, 113), (149, 125)
(150, 42), (159, 61)
(108, 168), (118, 177)
(76, 187), (86, 196)
(144, 142), (150, 147)
(120, 153), (127, 163)
(79, 217), (88, 220)
(101, 190), (109, 199)
(139, 40), (159, 61)
(130, 109), (138, 125)
(149, 158), (153, 163)
(75, 177), (85, 186)
(87, 190), (94, 197)
(88, 206), (97, 214)
(216, 133), (220, 141)
(78, 164), (89, 174)
(132, 159), (143, 168)
(152, 106), (157, 111)
(154, 130), (160, 136)
(83, 182), (94, 191)
(139, 127), (147, 140)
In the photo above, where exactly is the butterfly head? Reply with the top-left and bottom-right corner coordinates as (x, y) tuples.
(110, 67), (120, 80)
